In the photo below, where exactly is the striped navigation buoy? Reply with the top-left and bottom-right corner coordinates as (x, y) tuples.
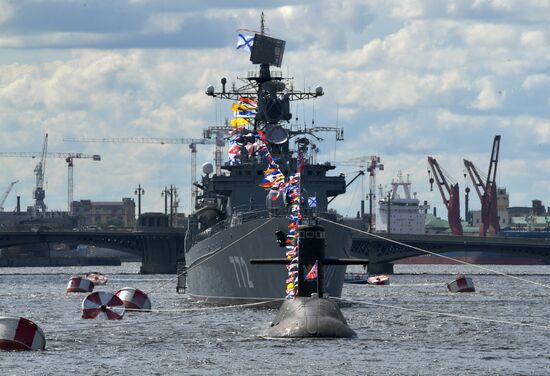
(82, 292), (125, 320)
(67, 276), (94, 293)
(0, 317), (46, 351)
(115, 287), (151, 311)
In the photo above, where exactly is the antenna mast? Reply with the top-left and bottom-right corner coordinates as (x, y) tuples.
(260, 12), (265, 34)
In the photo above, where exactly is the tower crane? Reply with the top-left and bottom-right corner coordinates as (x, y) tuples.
(0, 150), (101, 213)
(427, 156), (463, 235)
(0, 180), (19, 212)
(463, 135), (501, 237)
(63, 137), (216, 212)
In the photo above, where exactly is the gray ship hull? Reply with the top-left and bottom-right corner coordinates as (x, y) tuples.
(185, 215), (352, 304)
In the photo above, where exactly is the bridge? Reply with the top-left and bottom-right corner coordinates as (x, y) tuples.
(0, 228), (185, 274)
(350, 232), (550, 273)
(2, 227), (549, 275)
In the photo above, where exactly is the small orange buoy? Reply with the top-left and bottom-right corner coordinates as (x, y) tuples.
(447, 275), (475, 293)
(0, 317), (46, 351)
(67, 276), (94, 293)
(115, 287), (151, 311)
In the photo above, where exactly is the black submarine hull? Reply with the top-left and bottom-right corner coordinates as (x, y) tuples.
(268, 296), (356, 338)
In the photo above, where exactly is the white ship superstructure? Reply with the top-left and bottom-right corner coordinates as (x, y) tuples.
(376, 172), (429, 234)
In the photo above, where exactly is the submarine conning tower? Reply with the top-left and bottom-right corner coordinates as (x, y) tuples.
(266, 223), (359, 338)
(296, 224), (326, 298)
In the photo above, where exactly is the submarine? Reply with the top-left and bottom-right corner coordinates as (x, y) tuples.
(251, 223), (369, 338)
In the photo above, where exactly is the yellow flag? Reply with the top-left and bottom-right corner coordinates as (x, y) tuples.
(230, 118), (250, 128)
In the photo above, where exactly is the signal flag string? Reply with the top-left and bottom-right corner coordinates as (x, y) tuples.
(319, 217), (550, 290)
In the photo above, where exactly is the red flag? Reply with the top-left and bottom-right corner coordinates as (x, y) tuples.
(306, 261), (318, 280)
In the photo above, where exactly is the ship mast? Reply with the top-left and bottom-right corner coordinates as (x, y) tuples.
(260, 12), (265, 35)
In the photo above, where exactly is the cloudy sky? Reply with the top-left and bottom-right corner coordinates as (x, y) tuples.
(0, 0), (549, 220)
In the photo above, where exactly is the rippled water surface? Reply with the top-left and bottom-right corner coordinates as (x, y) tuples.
(1, 263), (549, 375)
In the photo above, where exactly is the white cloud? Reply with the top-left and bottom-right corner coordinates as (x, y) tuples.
(472, 77), (503, 110)
(391, 0), (425, 19)
(522, 74), (550, 90)
(1, 0), (550, 217)
(0, 0), (13, 24)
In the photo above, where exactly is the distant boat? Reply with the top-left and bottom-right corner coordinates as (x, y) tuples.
(85, 272), (108, 285)
(367, 275), (390, 285)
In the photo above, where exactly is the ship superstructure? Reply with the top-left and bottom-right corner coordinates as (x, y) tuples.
(179, 17), (352, 304)
(376, 172), (429, 234)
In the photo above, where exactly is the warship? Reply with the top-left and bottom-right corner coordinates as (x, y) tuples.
(178, 17), (353, 304)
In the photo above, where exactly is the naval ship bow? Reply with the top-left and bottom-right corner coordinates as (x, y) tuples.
(180, 20), (353, 304)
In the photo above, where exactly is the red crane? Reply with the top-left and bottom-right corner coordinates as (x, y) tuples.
(427, 157), (463, 235)
(463, 135), (501, 237)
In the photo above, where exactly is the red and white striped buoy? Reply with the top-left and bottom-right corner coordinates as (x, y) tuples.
(81, 292), (125, 320)
(85, 272), (108, 285)
(367, 275), (390, 285)
(67, 276), (94, 293)
(447, 275), (475, 293)
(115, 287), (151, 311)
(0, 317), (46, 351)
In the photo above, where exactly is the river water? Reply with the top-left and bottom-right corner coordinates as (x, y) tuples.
(0, 263), (548, 375)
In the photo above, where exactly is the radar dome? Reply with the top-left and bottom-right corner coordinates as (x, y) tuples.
(206, 85), (214, 96)
(202, 162), (214, 175)
(315, 86), (324, 96)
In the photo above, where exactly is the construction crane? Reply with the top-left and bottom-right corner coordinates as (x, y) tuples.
(34, 133), (48, 214)
(427, 156), (463, 235)
(0, 180), (19, 212)
(463, 135), (501, 237)
(63, 137), (216, 212)
(338, 156), (383, 226)
(0, 150), (101, 213)
(203, 125), (233, 176)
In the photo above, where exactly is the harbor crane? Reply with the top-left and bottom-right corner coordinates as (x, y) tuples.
(464, 135), (501, 237)
(427, 156), (463, 235)
(338, 156), (383, 230)
(35, 133), (48, 214)
(0, 180), (19, 212)
(0, 149), (101, 214)
(63, 137), (216, 212)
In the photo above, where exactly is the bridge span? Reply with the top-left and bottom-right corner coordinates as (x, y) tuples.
(2, 228), (550, 275)
(0, 228), (185, 274)
(350, 233), (550, 273)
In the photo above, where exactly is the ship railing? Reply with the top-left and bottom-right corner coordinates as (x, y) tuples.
(192, 208), (340, 242)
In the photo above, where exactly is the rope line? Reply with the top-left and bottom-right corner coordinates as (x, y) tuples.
(335, 297), (550, 331)
(48, 299), (282, 334)
(319, 217), (550, 289)
(109, 278), (172, 282)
